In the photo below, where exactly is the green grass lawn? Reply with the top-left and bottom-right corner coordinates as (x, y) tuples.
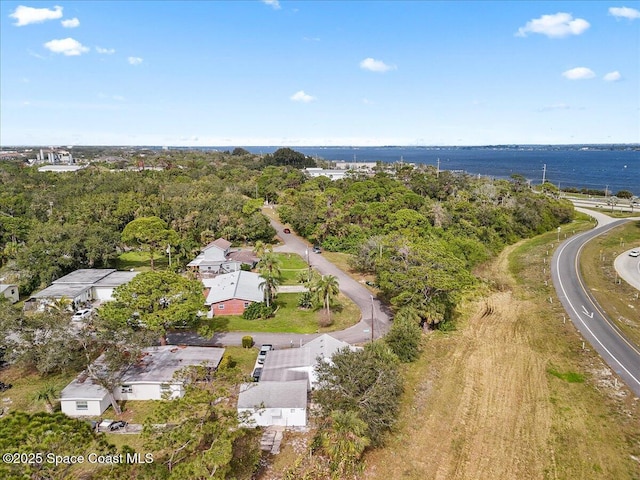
(274, 252), (308, 285)
(116, 251), (169, 271)
(205, 292), (360, 334)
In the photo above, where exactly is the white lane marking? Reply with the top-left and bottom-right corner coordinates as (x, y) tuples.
(581, 305), (594, 318)
(555, 232), (640, 388)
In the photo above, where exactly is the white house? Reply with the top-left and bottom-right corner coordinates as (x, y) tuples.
(0, 284), (19, 304)
(187, 238), (257, 276)
(238, 380), (307, 427)
(60, 346), (225, 417)
(24, 269), (138, 311)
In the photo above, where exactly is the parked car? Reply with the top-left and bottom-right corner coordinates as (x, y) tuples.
(99, 419), (127, 431)
(312, 245), (322, 254)
(283, 228), (291, 234)
(257, 344), (272, 364)
(629, 249), (640, 257)
(252, 368), (263, 382)
(72, 308), (92, 321)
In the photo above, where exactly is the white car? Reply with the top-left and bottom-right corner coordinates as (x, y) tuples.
(72, 309), (93, 321)
(629, 249), (640, 258)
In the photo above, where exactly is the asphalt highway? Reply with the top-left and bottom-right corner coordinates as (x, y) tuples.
(552, 212), (640, 397)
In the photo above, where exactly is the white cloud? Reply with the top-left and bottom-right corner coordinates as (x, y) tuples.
(290, 90), (316, 103)
(609, 6), (640, 20)
(96, 46), (115, 54)
(43, 38), (89, 56)
(516, 12), (590, 38)
(128, 56), (143, 65)
(359, 57), (396, 72)
(262, 0), (281, 9)
(362, 98), (374, 105)
(603, 70), (622, 81)
(61, 17), (80, 28)
(562, 67), (595, 80)
(10, 5), (63, 26)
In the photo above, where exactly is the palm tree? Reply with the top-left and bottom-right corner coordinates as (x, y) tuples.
(34, 384), (58, 413)
(320, 410), (370, 476)
(312, 275), (340, 323)
(258, 253), (282, 308)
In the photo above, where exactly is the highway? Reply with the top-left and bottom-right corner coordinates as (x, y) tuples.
(552, 212), (640, 397)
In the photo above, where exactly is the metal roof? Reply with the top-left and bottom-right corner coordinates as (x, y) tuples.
(204, 271), (264, 305)
(52, 269), (115, 284)
(60, 346), (226, 400)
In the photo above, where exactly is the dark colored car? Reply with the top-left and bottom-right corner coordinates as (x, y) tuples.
(312, 246), (322, 254)
(108, 420), (127, 431)
(283, 228), (291, 234)
(252, 368), (263, 382)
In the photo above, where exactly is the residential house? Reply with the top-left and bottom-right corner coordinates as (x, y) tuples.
(238, 380), (307, 427)
(236, 335), (358, 428)
(23, 269), (138, 311)
(204, 270), (264, 316)
(60, 345), (225, 417)
(259, 334), (358, 389)
(187, 238), (257, 277)
(0, 284), (19, 304)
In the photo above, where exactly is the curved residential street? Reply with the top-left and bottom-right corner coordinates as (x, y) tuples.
(169, 215), (391, 349)
(552, 207), (640, 397)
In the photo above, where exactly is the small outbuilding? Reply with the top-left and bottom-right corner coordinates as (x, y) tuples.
(0, 284), (19, 304)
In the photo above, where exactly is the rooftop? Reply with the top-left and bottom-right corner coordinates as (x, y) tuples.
(238, 380), (308, 409)
(53, 269), (116, 285)
(204, 270), (264, 305)
(60, 346), (226, 400)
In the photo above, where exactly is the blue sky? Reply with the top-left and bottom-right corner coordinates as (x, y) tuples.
(1, 1), (639, 146)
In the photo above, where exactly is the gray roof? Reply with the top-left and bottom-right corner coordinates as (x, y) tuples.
(259, 334), (354, 383)
(61, 346), (226, 401)
(204, 271), (263, 305)
(238, 380), (307, 409)
(93, 271), (139, 287)
(53, 269), (116, 284)
(0, 284), (17, 293)
(29, 283), (91, 300)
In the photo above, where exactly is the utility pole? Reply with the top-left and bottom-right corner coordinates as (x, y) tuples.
(436, 158), (440, 178)
(542, 164), (546, 185)
(370, 295), (375, 343)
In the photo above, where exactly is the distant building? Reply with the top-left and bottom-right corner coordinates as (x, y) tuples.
(304, 167), (349, 180)
(35, 148), (75, 164)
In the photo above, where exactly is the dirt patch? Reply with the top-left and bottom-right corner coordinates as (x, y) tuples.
(364, 290), (553, 480)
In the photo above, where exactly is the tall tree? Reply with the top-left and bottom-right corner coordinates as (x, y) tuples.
(314, 341), (403, 446)
(319, 410), (370, 478)
(312, 275), (340, 324)
(257, 253), (281, 308)
(121, 216), (179, 270)
(99, 271), (204, 344)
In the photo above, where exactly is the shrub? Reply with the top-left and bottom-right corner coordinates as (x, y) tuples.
(242, 302), (274, 320)
(241, 336), (253, 348)
(297, 291), (313, 309)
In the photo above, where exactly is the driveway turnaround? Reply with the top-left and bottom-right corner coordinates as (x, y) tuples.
(552, 207), (640, 397)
